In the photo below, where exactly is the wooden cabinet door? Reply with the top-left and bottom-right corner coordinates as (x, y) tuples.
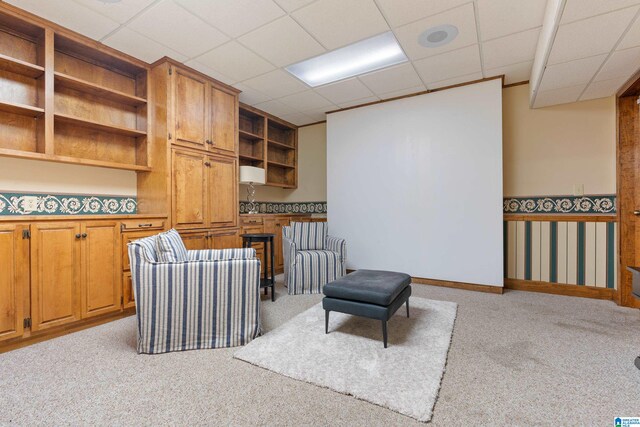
(122, 230), (161, 272)
(0, 224), (28, 341)
(208, 155), (237, 228)
(179, 230), (208, 250)
(81, 221), (121, 318)
(209, 86), (237, 154)
(264, 217), (289, 273)
(173, 149), (207, 229)
(31, 222), (81, 331)
(211, 229), (241, 250)
(174, 69), (207, 150)
(123, 272), (135, 310)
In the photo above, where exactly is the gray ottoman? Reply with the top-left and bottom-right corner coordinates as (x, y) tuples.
(322, 269), (412, 348)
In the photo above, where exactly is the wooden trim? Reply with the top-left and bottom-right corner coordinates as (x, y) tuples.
(326, 75), (505, 115)
(411, 276), (504, 294)
(503, 80), (529, 88)
(298, 120), (326, 128)
(617, 68), (640, 97)
(505, 278), (616, 301)
(151, 56), (240, 95)
(0, 214), (166, 223)
(0, 309), (135, 354)
(503, 214), (617, 222)
(239, 102), (298, 129)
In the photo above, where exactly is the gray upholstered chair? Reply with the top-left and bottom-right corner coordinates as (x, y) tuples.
(282, 222), (346, 295)
(128, 229), (261, 354)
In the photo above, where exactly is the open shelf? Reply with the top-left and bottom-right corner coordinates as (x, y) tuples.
(268, 139), (295, 150)
(268, 160), (295, 169)
(0, 100), (44, 117)
(54, 72), (147, 106)
(239, 129), (263, 140)
(0, 53), (44, 78)
(0, 147), (150, 171)
(240, 153), (264, 162)
(54, 113), (147, 137)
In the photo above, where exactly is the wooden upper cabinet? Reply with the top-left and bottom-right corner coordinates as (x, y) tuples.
(208, 155), (238, 228)
(172, 149), (207, 229)
(30, 222), (81, 331)
(210, 86), (237, 154)
(81, 221), (121, 318)
(0, 224), (28, 341)
(173, 69), (207, 150)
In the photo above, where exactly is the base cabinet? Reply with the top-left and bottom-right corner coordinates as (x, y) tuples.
(0, 224), (28, 341)
(178, 228), (241, 251)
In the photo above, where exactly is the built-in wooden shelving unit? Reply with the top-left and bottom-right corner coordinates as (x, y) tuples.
(0, 7), (150, 172)
(239, 103), (297, 188)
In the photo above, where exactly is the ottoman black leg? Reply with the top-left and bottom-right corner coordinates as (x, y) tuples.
(382, 320), (388, 348)
(406, 299), (410, 318)
(325, 310), (330, 334)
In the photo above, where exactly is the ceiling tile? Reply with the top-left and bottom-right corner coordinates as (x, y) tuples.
(280, 112), (315, 126)
(534, 85), (586, 108)
(335, 95), (379, 109)
(413, 45), (482, 83)
(595, 46), (640, 81)
(127, 0), (228, 58)
(305, 111), (329, 122)
(292, 0), (388, 49)
(253, 99), (298, 117)
(238, 16), (325, 67)
(428, 72), (484, 90)
(375, 0), (468, 28)
(103, 27), (187, 63)
(618, 15), (640, 49)
(358, 63), (424, 96)
(540, 55), (607, 90)
(175, 0), (285, 38)
(485, 61), (533, 85)
(278, 90), (333, 111)
(315, 78), (375, 104)
(378, 85), (426, 100)
(6, 0), (119, 39)
(477, 0), (546, 41)
(73, 0), (157, 24)
(195, 41), (275, 82)
(482, 28), (540, 70)
(581, 77), (628, 100)
(183, 60), (236, 85)
(274, 0), (316, 13)
(234, 83), (272, 105)
(242, 69), (308, 98)
(548, 7), (638, 64)
(394, 4), (478, 61)
(561, 0), (640, 24)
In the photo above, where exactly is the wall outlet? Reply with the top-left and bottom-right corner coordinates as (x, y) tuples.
(21, 196), (38, 212)
(573, 184), (584, 196)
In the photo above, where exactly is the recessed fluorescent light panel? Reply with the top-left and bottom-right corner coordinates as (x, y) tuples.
(285, 31), (408, 87)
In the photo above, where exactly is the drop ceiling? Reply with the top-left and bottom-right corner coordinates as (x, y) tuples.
(5, 0), (640, 125)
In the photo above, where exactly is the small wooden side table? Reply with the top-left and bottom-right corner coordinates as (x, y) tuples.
(240, 233), (276, 301)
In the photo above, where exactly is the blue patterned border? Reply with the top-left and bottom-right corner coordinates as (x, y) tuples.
(240, 201), (326, 215)
(503, 195), (615, 214)
(0, 192), (137, 216)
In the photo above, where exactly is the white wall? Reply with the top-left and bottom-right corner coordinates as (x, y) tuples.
(327, 79), (504, 286)
(0, 157), (137, 196)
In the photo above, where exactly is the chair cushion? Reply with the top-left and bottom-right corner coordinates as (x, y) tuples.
(323, 269), (411, 306)
(156, 229), (188, 262)
(292, 221), (327, 250)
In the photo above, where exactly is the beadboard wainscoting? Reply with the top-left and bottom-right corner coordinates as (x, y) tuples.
(503, 195), (617, 299)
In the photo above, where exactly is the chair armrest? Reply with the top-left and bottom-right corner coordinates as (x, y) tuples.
(283, 234), (297, 268)
(187, 248), (257, 261)
(325, 235), (346, 262)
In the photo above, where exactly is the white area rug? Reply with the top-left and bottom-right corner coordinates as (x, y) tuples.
(234, 297), (458, 422)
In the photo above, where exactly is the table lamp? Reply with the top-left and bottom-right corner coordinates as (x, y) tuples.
(239, 166), (266, 214)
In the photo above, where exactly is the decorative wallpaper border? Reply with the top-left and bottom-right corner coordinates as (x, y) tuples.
(239, 201), (327, 215)
(503, 195), (616, 214)
(0, 192), (137, 216)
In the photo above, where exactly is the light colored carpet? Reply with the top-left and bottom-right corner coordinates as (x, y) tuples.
(235, 298), (457, 422)
(0, 275), (639, 426)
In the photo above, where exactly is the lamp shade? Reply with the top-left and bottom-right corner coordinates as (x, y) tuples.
(239, 166), (265, 185)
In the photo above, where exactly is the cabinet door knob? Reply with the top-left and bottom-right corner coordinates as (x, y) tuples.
(75, 233), (81, 239)
(206, 140), (213, 145)
(634, 210), (640, 216)
(82, 233), (87, 239)
(204, 162), (211, 167)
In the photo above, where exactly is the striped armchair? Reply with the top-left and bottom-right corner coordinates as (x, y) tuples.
(128, 230), (261, 355)
(283, 222), (347, 295)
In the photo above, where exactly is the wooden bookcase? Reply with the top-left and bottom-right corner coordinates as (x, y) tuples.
(239, 103), (297, 188)
(0, 5), (150, 172)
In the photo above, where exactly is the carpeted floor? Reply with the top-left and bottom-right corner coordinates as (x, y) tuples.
(0, 276), (639, 426)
